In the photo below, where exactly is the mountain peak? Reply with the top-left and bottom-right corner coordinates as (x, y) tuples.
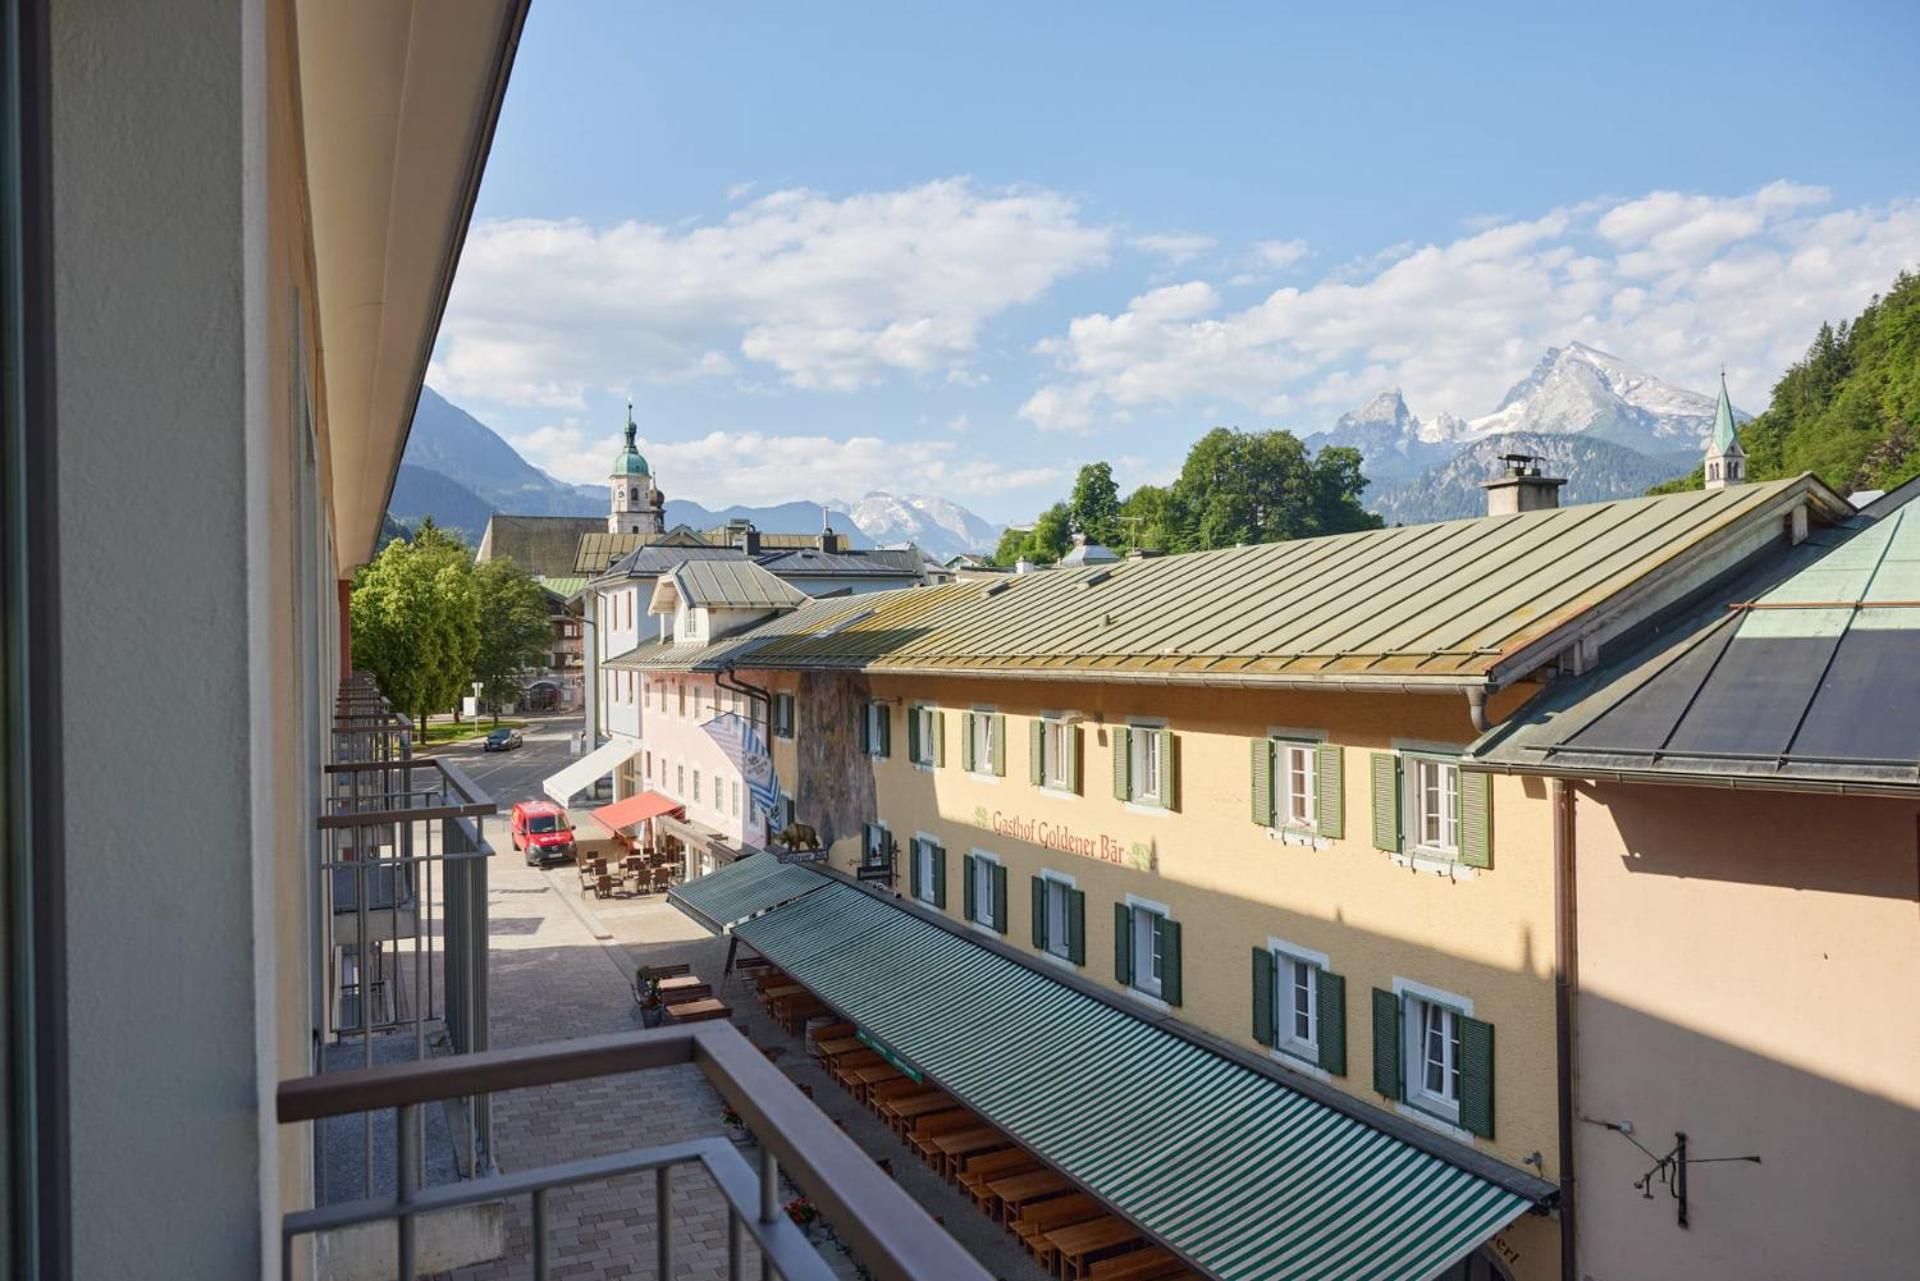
(1474, 342), (1735, 449)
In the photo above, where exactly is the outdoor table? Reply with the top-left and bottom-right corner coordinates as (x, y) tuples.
(882, 1092), (957, 1135)
(827, 1048), (885, 1088)
(657, 976), (712, 1005)
(932, 1126), (1008, 1181)
(665, 998), (731, 1024)
(816, 1035), (866, 1058)
(755, 974), (795, 995)
(1013, 1193), (1101, 1252)
(847, 1062), (905, 1104)
(639, 962), (691, 982)
(775, 994), (827, 1034)
(1085, 1245), (1185, 1281)
(986, 1168), (1072, 1224)
(1045, 1217), (1147, 1280)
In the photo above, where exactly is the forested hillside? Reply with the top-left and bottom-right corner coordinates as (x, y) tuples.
(1654, 270), (1920, 495)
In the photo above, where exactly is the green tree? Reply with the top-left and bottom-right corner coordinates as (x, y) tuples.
(1117, 483), (1175, 552)
(1169, 427), (1381, 550)
(471, 557), (555, 722)
(350, 518), (481, 734)
(992, 501), (1075, 565)
(1068, 461), (1121, 546)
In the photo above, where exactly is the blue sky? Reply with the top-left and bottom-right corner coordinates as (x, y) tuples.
(428, 0), (1920, 521)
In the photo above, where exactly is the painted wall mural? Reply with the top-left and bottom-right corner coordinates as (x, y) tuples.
(795, 671), (876, 852)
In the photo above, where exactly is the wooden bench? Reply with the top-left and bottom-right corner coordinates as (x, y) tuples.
(846, 1062), (905, 1105)
(960, 1148), (1041, 1210)
(638, 962), (691, 982)
(930, 1126), (1009, 1181)
(1013, 1193), (1102, 1254)
(906, 1110), (979, 1164)
(827, 1048), (885, 1089)
(985, 1168), (1072, 1225)
(656, 976), (712, 1006)
(1086, 1246), (1189, 1281)
(881, 1091), (957, 1137)
(807, 1021), (858, 1044)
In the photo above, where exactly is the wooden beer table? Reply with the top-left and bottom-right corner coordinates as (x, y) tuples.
(985, 1168), (1071, 1223)
(1044, 1217), (1146, 1280)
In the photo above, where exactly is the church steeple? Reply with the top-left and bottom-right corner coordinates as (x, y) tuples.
(1703, 370), (1746, 490)
(608, 403), (665, 534)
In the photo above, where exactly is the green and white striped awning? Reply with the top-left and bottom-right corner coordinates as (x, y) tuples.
(735, 883), (1539, 1281)
(667, 853), (828, 932)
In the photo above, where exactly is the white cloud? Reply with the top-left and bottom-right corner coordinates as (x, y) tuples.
(428, 178), (1112, 408)
(1252, 238), (1310, 270)
(509, 422), (1071, 508)
(1023, 185), (1920, 430)
(1131, 232), (1217, 264)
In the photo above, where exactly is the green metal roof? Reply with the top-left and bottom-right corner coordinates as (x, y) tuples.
(1709, 374), (1742, 454)
(666, 852), (828, 932)
(734, 882), (1540, 1281)
(630, 478), (1847, 689)
(613, 414), (651, 477)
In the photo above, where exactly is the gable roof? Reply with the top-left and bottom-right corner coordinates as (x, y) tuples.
(752, 546), (926, 579)
(652, 558), (809, 613)
(620, 478), (1848, 691)
(476, 515), (607, 579)
(1469, 482), (1920, 793)
(572, 527), (712, 575)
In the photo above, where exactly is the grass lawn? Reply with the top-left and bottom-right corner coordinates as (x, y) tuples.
(418, 718), (526, 746)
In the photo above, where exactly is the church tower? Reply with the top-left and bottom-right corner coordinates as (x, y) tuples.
(1703, 371), (1746, 491)
(609, 403), (666, 534)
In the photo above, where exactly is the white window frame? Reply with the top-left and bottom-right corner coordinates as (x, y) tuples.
(1038, 869), (1077, 962)
(864, 702), (888, 758)
(1404, 752), (1462, 859)
(912, 832), (940, 906)
(863, 820), (891, 871)
(968, 707), (996, 779)
(969, 849), (1001, 931)
(1273, 736), (1319, 832)
(1124, 892), (1170, 1000)
(1126, 718), (1165, 807)
(1393, 977), (1473, 1133)
(1040, 714), (1075, 792)
(1268, 937), (1328, 1066)
(911, 704), (938, 768)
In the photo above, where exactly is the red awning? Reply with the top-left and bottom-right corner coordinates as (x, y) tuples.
(593, 791), (685, 834)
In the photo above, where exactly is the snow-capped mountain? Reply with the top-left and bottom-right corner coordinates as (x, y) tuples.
(838, 492), (1003, 560)
(1468, 342), (1743, 453)
(1370, 433), (1699, 525)
(1301, 389), (1468, 484)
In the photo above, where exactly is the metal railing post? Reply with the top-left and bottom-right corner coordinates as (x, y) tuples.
(759, 1148), (779, 1281)
(657, 1166), (674, 1278)
(533, 1187), (551, 1281)
(396, 1102), (418, 1278)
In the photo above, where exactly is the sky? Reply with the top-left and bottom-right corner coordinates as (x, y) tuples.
(426, 0), (1920, 523)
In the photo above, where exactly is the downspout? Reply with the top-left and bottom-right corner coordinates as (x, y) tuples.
(1553, 779), (1579, 1281)
(1465, 685), (1491, 733)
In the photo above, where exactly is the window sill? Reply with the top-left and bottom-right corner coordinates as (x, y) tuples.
(912, 759), (936, 773)
(1396, 1100), (1474, 1144)
(1267, 826), (1330, 850)
(1391, 850), (1475, 880)
(1268, 1046), (1331, 1083)
(1123, 800), (1171, 817)
(1039, 783), (1080, 800)
(1122, 986), (1170, 1013)
(967, 919), (1005, 939)
(1038, 949), (1080, 972)
(966, 772), (1002, 785)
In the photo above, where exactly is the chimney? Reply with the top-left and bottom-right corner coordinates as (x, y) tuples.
(1015, 558), (1035, 575)
(739, 522), (761, 556)
(1482, 453), (1567, 516)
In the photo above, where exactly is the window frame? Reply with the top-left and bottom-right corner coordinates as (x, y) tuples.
(911, 704), (938, 767)
(862, 821), (891, 871)
(1394, 977), (1472, 1128)
(1273, 737), (1319, 832)
(969, 849), (1001, 930)
(1269, 938), (1329, 1065)
(1039, 714), (1075, 792)
(1126, 718), (1165, 807)
(1126, 896), (1169, 999)
(913, 835), (940, 906)
(1404, 752), (1462, 859)
(1039, 870), (1075, 962)
(968, 707), (996, 778)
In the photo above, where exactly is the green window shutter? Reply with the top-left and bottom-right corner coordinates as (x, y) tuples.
(1111, 728), (1132, 800)
(1250, 738), (1274, 826)
(1371, 988), (1403, 1099)
(1066, 725), (1082, 794)
(1316, 970), (1347, 1076)
(1066, 889), (1085, 964)
(1029, 719), (1045, 786)
(1460, 769), (1493, 869)
(858, 705), (871, 754)
(1316, 744), (1345, 840)
(991, 862), (1008, 933)
(1113, 902), (1133, 984)
(932, 845), (947, 909)
(1370, 753), (1402, 852)
(1030, 876), (1048, 949)
(1156, 729), (1178, 811)
(907, 708), (921, 763)
(1158, 917), (1182, 1006)
(961, 712), (976, 772)
(934, 711), (947, 766)
(909, 839), (923, 899)
(1251, 947), (1277, 1047)
(990, 713), (1007, 777)
(963, 853), (977, 922)
(1460, 1016), (1495, 1138)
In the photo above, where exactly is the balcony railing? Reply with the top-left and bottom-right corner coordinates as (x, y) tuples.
(278, 1022), (992, 1281)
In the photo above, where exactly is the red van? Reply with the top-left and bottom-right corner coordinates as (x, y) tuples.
(510, 800), (576, 866)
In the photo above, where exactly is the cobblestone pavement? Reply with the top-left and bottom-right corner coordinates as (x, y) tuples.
(434, 725), (1049, 1281)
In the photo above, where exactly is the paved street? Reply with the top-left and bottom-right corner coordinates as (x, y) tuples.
(428, 721), (1044, 1281)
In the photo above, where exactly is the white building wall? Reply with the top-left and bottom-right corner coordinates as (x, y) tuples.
(639, 673), (767, 850)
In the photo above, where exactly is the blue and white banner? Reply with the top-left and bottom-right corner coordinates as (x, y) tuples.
(701, 711), (782, 819)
